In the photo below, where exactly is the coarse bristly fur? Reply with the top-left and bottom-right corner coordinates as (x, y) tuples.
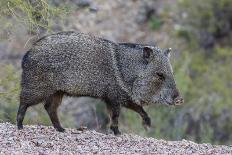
(17, 31), (183, 135)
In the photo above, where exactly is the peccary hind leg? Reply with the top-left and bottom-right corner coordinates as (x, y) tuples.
(124, 103), (151, 130)
(106, 103), (121, 135)
(17, 91), (44, 130)
(44, 91), (64, 132)
(17, 101), (28, 130)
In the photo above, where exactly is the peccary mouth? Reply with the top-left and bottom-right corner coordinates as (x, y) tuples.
(158, 98), (175, 105)
(133, 96), (183, 106)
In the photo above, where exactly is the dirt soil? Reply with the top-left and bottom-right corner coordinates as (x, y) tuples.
(0, 123), (231, 155)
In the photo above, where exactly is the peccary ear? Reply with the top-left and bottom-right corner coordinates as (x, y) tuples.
(143, 46), (153, 59)
(164, 48), (172, 58)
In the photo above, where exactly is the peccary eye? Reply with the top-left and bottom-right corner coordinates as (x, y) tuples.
(156, 72), (165, 81)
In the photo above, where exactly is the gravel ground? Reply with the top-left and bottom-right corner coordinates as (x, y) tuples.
(0, 123), (232, 155)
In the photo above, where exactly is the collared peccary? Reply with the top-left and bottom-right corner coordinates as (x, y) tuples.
(17, 31), (183, 135)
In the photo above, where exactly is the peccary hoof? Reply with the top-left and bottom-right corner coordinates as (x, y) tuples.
(17, 125), (23, 130)
(55, 127), (65, 132)
(110, 126), (121, 135)
(114, 131), (121, 136)
(142, 117), (151, 131)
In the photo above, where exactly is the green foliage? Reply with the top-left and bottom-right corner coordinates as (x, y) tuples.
(149, 16), (163, 31)
(0, 0), (67, 39)
(176, 0), (232, 47)
(0, 65), (20, 123)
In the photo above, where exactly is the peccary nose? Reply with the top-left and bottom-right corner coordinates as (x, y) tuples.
(174, 97), (184, 105)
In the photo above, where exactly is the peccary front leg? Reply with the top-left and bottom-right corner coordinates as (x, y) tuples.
(44, 91), (65, 132)
(124, 103), (151, 130)
(106, 103), (121, 135)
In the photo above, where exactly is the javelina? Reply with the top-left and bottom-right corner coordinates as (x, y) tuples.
(17, 31), (183, 135)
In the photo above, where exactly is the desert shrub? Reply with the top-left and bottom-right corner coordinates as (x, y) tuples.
(0, 65), (20, 123)
(175, 0), (232, 49)
(0, 0), (68, 39)
(149, 16), (163, 31)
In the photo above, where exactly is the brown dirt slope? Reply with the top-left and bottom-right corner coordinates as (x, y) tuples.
(0, 123), (231, 155)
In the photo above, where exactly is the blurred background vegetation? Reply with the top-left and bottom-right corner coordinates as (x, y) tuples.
(0, 0), (231, 145)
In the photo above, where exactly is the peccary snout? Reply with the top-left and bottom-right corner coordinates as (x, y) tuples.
(174, 97), (184, 105)
(172, 90), (184, 105)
